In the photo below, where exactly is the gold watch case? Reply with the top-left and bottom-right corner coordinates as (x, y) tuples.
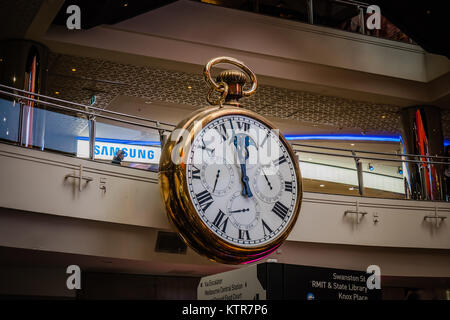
(158, 104), (303, 264)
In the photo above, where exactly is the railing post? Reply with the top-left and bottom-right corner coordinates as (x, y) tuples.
(307, 0), (314, 24)
(157, 121), (168, 148)
(358, 6), (366, 34)
(253, 0), (260, 13)
(17, 99), (24, 146)
(88, 116), (96, 160)
(352, 151), (364, 196)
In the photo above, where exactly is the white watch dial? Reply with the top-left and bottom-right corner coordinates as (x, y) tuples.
(227, 191), (261, 231)
(186, 115), (298, 247)
(252, 166), (284, 203)
(199, 157), (235, 197)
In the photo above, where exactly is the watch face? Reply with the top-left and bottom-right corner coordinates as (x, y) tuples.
(186, 115), (299, 247)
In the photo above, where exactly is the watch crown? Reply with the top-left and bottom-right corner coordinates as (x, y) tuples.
(216, 70), (247, 86)
(216, 70), (247, 104)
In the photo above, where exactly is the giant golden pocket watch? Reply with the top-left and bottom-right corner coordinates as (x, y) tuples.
(159, 57), (302, 264)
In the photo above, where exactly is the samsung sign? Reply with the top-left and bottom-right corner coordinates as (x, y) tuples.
(77, 137), (161, 164)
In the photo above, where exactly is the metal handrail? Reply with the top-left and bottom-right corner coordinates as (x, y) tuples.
(2, 84), (449, 200)
(300, 159), (404, 180)
(333, 0), (370, 9)
(1, 85), (448, 166)
(291, 142), (450, 160)
(0, 83), (176, 129)
(293, 148), (449, 165)
(0, 89), (172, 133)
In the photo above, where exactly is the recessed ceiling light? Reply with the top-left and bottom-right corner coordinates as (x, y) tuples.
(187, 85), (192, 89)
(55, 91), (60, 95)
(319, 184), (325, 187)
(123, 3), (128, 7)
(145, 101), (152, 104)
(71, 68), (77, 72)
(349, 187), (355, 191)
(350, 143), (355, 146)
(381, 115), (386, 119)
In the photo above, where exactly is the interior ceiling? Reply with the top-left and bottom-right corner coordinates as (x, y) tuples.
(50, 0), (450, 58)
(45, 52), (450, 139)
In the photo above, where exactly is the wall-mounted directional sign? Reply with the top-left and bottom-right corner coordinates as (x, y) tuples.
(198, 263), (382, 300)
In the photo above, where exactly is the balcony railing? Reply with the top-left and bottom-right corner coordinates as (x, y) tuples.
(197, 0), (415, 44)
(0, 83), (448, 202)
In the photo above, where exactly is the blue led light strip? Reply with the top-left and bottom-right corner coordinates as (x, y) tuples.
(284, 134), (401, 142)
(77, 136), (160, 146)
(77, 135), (450, 147)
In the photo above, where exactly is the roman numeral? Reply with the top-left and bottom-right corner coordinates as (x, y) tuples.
(215, 123), (228, 141)
(260, 132), (270, 147)
(200, 137), (215, 156)
(285, 181), (293, 192)
(273, 155), (287, 166)
(272, 201), (289, 220)
(237, 121), (250, 131)
(239, 229), (251, 240)
(196, 190), (213, 212)
(213, 209), (228, 233)
(262, 219), (273, 237)
(192, 165), (200, 179)
(201, 137), (207, 149)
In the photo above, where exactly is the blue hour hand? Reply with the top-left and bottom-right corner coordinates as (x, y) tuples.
(234, 135), (253, 198)
(240, 163), (253, 197)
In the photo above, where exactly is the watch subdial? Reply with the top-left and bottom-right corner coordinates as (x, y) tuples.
(252, 166), (284, 203)
(226, 192), (261, 231)
(200, 159), (235, 197)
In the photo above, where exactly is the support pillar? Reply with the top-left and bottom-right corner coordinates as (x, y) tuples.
(0, 39), (48, 148)
(400, 106), (445, 201)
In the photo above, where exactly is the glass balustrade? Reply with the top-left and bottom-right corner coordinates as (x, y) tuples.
(0, 97), (20, 143)
(197, 0), (415, 44)
(0, 85), (448, 202)
(91, 118), (161, 172)
(295, 144), (408, 198)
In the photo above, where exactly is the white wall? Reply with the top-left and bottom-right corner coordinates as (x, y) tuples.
(113, 0), (434, 82)
(0, 143), (449, 251)
(0, 144), (168, 229)
(0, 206), (449, 278)
(290, 192), (450, 249)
